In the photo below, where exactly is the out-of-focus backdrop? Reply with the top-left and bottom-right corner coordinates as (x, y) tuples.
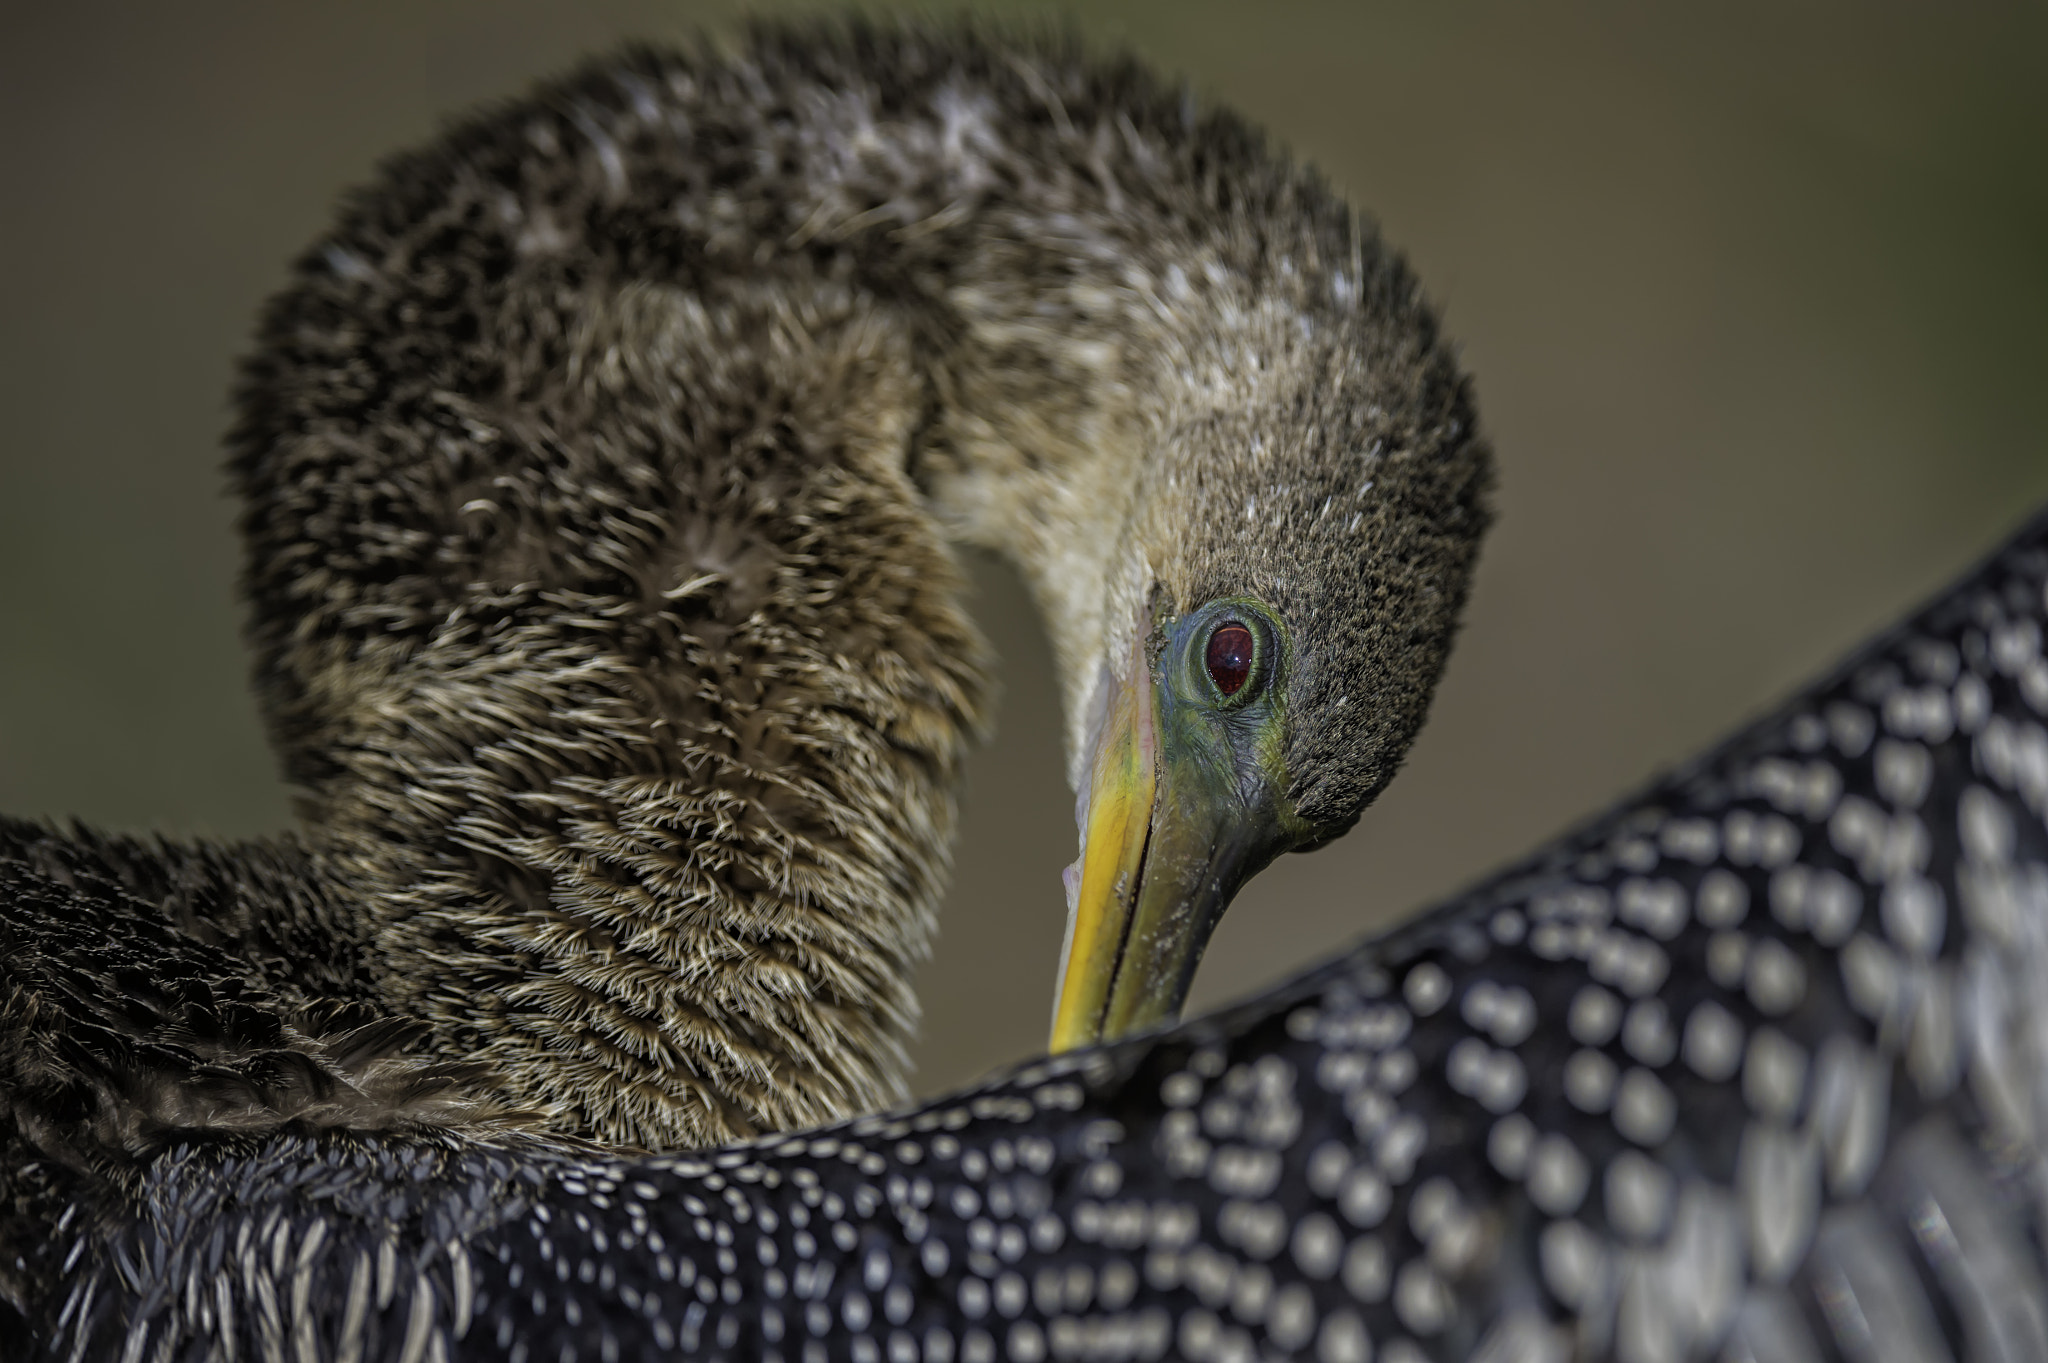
(2, 3), (2043, 1095)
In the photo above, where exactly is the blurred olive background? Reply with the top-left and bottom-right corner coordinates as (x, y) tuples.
(2, 3), (2044, 1096)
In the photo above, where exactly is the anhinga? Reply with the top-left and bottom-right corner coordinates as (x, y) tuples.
(7, 23), (2042, 1363)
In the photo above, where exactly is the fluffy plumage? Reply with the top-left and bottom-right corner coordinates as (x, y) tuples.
(2, 13), (1489, 1312)
(18, 503), (2048, 1363)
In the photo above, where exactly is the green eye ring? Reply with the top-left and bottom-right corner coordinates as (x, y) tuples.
(1173, 598), (1282, 710)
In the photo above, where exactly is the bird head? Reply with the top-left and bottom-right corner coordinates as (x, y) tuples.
(1048, 296), (1491, 1052)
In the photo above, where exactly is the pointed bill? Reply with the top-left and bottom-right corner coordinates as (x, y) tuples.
(1049, 637), (1270, 1052)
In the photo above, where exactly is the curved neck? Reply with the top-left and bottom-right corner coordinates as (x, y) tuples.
(231, 33), (1357, 1148)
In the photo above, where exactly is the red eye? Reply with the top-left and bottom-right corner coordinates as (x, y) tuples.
(1204, 622), (1256, 697)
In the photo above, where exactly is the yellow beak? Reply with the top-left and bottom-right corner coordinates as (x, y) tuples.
(1049, 645), (1160, 1052)
(1048, 634), (1278, 1052)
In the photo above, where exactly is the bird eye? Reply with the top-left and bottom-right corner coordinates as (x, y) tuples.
(1204, 621), (1256, 698)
